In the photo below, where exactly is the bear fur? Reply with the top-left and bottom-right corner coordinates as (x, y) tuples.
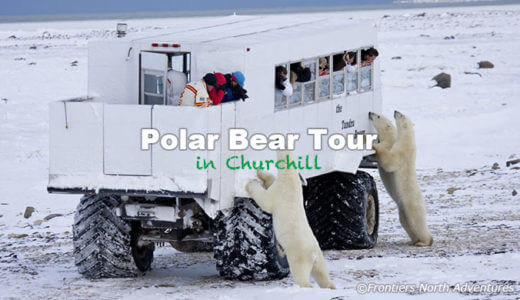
(246, 151), (335, 289)
(368, 112), (399, 203)
(369, 111), (433, 247)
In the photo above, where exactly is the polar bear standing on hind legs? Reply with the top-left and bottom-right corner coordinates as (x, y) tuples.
(246, 151), (335, 289)
(369, 111), (433, 247)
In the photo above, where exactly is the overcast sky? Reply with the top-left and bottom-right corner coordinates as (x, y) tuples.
(1, 0), (393, 16)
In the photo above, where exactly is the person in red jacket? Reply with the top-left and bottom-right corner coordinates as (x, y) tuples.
(208, 72), (226, 105)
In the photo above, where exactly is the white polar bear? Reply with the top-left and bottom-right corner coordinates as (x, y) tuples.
(369, 111), (433, 247)
(368, 112), (399, 203)
(369, 111), (417, 243)
(246, 151), (335, 289)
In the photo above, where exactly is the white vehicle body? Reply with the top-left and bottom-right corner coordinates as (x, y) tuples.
(48, 16), (381, 219)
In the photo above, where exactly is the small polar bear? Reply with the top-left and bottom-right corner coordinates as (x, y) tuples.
(369, 111), (433, 247)
(246, 151), (335, 289)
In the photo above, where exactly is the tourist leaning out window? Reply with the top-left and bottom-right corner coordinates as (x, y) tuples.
(275, 66), (293, 97)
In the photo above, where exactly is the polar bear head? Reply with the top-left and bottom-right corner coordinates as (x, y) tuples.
(369, 112), (396, 147)
(394, 111), (416, 146)
(394, 110), (414, 131)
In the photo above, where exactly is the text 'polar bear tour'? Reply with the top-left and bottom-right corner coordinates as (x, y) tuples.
(141, 128), (378, 151)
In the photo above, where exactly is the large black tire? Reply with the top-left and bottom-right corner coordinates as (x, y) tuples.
(73, 194), (155, 278)
(304, 171), (379, 250)
(213, 198), (289, 281)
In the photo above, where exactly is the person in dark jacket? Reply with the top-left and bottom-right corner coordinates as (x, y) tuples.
(361, 48), (379, 67)
(275, 66), (293, 97)
(208, 72), (227, 105)
(221, 71), (248, 103)
(290, 62), (311, 83)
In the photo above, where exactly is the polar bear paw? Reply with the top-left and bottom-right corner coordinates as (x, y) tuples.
(295, 281), (313, 288)
(245, 179), (263, 195)
(408, 238), (433, 247)
(256, 169), (275, 188)
(324, 283), (336, 290)
(413, 238), (433, 247)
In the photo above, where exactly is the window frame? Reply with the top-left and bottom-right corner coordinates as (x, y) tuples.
(142, 69), (166, 105)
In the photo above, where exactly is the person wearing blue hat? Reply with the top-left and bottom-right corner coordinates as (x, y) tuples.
(221, 71), (248, 103)
(231, 71), (245, 87)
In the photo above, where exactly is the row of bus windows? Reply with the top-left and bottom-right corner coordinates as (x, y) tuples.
(274, 47), (379, 110)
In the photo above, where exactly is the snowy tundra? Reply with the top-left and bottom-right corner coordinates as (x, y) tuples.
(1, 3), (520, 299)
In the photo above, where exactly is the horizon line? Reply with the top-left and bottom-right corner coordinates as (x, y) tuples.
(0, 0), (516, 24)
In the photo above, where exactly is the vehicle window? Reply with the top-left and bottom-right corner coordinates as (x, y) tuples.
(274, 64), (289, 110)
(144, 73), (163, 94)
(289, 64), (302, 106)
(360, 64), (371, 91)
(360, 47), (378, 92)
(287, 61), (316, 106)
(169, 53), (191, 82)
(317, 56), (330, 99)
(302, 59), (316, 103)
(346, 50), (358, 93)
(171, 55), (183, 72)
(143, 70), (164, 105)
(332, 53), (345, 96)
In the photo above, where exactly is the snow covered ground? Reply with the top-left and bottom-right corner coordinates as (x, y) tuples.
(1, 4), (520, 299)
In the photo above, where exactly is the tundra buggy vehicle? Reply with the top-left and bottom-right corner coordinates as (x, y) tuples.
(48, 15), (382, 280)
